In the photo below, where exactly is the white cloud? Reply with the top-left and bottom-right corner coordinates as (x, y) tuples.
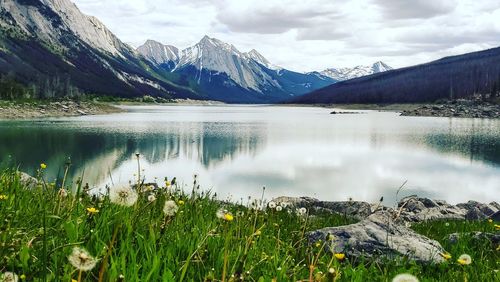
(72, 0), (500, 72)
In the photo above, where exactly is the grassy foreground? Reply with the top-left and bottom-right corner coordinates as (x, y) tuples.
(0, 168), (499, 281)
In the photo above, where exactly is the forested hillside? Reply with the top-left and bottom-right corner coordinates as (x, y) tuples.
(293, 47), (500, 104)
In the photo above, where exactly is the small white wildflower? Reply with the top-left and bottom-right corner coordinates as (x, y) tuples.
(392, 273), (419, 282)
(109, 185), (138, 207)
(147, 194), (156, 202)
(68, 247), (98, 271)
(328, 268), (335, 274)
(163, 200), (179, 217)
(268, 201), (277, 209)
(276, 205), (283, 212)
(1, 272), (18, 282)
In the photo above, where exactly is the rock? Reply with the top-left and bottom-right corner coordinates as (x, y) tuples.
(309, 211), (446, 263)
(271, 196), (372, 219)
(488, 211), (500, 221)
(448, 232), (500, 245)
(456, 201), (498, 219)
(272, 196), (320, 208)
(397, 196), (467, 222)
(18, 172), (38, 189)
(315, 201), (373, 220)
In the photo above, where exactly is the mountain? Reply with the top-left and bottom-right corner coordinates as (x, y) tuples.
(319, 62), (392, 81)
(0, 0), (198, 99)
(138, 37), (336, 103)
(293, 47), (500, 104)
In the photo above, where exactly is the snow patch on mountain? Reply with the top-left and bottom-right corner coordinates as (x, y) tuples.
(320, 62), (393, 81)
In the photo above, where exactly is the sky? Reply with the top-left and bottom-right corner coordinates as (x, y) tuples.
(72, 0), (500, 72)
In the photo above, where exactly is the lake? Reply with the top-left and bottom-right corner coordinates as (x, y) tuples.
(1, 105), (499, 205)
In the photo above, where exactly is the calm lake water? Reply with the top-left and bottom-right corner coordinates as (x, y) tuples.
(1, 105), (499, 205)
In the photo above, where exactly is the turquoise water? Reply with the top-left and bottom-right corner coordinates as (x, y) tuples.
(1, 105), (499, 205)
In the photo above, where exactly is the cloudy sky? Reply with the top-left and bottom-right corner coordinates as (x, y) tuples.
(72, 0), (500, 72)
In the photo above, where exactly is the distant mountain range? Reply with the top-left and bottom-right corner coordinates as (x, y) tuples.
(292, 47), (500, 104)
(137, 38), (391, 102)
(2, 0), (497, 104)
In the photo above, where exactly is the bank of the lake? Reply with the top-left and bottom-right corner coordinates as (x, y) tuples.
(0, 100), (123, 119)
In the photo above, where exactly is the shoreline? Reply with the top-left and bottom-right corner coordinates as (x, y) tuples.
(1, 99), (499, 120)
(0, 100), (123, 120)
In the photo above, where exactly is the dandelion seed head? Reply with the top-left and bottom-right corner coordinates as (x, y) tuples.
(109, 185), (138, 207)
(298, 207), (307, 216)
(276, 206), (283, 212)
(68, 247), (97, 272)
(392, 273), (419, 282)
(1, 272), (18, 282)
(457, 254), (472, 265)
(163, 200), (179, 217)
(268, 201), (277, 209)
(147, 194), (156, 202)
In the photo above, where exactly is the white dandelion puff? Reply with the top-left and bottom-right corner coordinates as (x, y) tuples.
(392, 273), (419, 282)
(109, 185), (138, 207)
(297, 207), (307, 216)
(276, 205), (283, 212)
(147, 194), (156, 202)
(457, 254), (472, 265)
(68, 247), (98, 272)
(1, 272), (18, 282)
(268, 201), (277, 209)
(163, 200), (179, 217)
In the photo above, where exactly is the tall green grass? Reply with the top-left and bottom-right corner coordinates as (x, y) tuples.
(0, 168), (498, 281)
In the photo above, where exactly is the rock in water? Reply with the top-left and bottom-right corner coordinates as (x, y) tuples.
(308, 211), (446, 263)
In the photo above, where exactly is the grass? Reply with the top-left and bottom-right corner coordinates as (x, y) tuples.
(0, 167), (499, 281)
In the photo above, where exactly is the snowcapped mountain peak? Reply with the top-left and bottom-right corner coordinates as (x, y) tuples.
(137, 40), (179, 66)
(244, 49), (281, 70)
(320, 62), (392, 81)
(371, 61), (393, 73)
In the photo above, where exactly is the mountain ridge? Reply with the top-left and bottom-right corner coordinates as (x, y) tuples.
(292, 47), (500, 104)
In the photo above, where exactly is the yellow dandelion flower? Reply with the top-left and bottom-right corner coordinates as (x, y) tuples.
(0, 195), (8, 200)
(315, 242), (321, 248)
(488, 219), (493, 223)
(224, 213), (234, 221)
(178, 200), (185, 205)
(334, 253), (345, 260)
(165, 181), (171, 187)
(255, 230), (262, 236)
(20, 274), (26, 280)
(494, 224), (500, 230)
(86, 207), (99, 214)
(457, 254), (472, 265)
(40, 163), (47, 169)
(440, 252), (452, 260)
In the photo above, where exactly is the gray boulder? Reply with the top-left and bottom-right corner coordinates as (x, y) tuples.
(397, 196), (467, 222)
(309, 211), (446, 263)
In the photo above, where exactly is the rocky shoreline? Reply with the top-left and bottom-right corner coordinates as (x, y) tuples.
(273, 195), (499, 263)
(0, 100), (123, 119)
(400, 101), (500, 118)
